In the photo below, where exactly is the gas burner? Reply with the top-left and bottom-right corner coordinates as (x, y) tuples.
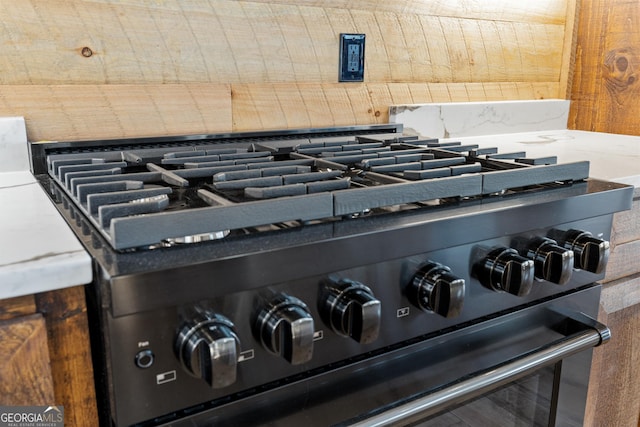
(163, 231), (230, 246)
(34, 125), (590, 251)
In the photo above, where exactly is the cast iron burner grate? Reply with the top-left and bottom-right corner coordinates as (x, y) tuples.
(41, 130), (589, 251)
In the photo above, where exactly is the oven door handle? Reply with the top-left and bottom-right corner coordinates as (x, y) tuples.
(345, 311), (610, 427)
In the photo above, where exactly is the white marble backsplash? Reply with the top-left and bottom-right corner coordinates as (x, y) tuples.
(389, 99), (570, 138)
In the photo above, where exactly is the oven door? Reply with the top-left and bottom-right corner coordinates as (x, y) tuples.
(159, 285), (607, 427)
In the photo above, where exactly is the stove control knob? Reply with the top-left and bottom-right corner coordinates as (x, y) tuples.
(516, 237), (574, 285)
(255, 294), (314, 365)
(476, 247), (535, 297)
(175, 312), (240, 389)
(320, 279), (381, 344)
(549, 229), (610, 274)
(409, 262), (465, 318)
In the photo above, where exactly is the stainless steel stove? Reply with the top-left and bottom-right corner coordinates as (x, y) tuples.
(30, 124), (634, 426)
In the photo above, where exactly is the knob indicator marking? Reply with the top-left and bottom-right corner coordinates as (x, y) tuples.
(255, 294), (315, 365)
(175, 312), (240, 389)
(320, 279), (381, 344)
(409, 262), (465, 318)
(477, 247), (535, 297)
(516, 237), (574, 285)
(549, 229), (610, 274)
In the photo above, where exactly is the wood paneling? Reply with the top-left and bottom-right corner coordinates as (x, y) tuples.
(35, 286), (98, 427)
(604, 196), (640, 283)
(604, 240), (640, 284)
(231, 81), (559, 131)
(570, 0), (640, 422)
(0, 314), (55, 405)
(600, 275), (640, 315)
(242, 0), (569, 24)
(0, 81), (559, 141)
(0, 84), (232, 141)
(560, 0), (579, 99)
(0, 0), (576, 141)
(583, 193), (640, 426)
(0, 294), (36, 320)
(586, 290), (640, 427)
(0, 288), (97, 425)
(611, 199), (640, 245)
(0, 0), (568, 85)
(569, 0), (640, 134)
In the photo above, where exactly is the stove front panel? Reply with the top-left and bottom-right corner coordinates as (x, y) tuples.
(97, 211), (617, 426)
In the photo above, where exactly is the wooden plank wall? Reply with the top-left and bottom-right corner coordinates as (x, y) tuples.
(569, 0), (640, 135)
(569, 1), (640, 425)
(0, 0), (576, 141)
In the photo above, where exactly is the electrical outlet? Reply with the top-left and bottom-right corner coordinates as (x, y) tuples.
(339, 34), (365, 82)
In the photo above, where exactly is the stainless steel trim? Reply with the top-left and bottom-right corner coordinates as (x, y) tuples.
(347, 316), (610, 427)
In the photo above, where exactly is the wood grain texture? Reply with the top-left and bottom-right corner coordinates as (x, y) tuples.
(0, 0), (575, 140)
(231, 81), (559, 131)
(611, 198), (640, 246)
(0, 84), (232, 141)
(0, 294), (36, 321)
(35, 286), (98, 427)
(0, 0), (568, 85)
(569, 0), (640, 134)
(603, 239), (640, 284)
(601, 274), (640, 315)
(0, 314), (55, 405)
(230, 0), (568, 24)
(601, 195), (640, 283)
(559, 0), (579, 99)
(0, 81), (559, 141)
(571, 1), (640, 423)
(586, 301), (640, 427)
(586, 189), (640, 425)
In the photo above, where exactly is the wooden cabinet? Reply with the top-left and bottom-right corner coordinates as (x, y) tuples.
(584, 190), (640, 427)
(0, 311), (54, 404)
(0, 287), (98, 427)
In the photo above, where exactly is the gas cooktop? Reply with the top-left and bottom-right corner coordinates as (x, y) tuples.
(32, 124), (591, 251)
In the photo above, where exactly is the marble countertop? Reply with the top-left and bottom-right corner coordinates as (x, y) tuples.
(441, 129), (640, 188)
(0, 117), (92, 300)
(390, 100), (640, 188)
